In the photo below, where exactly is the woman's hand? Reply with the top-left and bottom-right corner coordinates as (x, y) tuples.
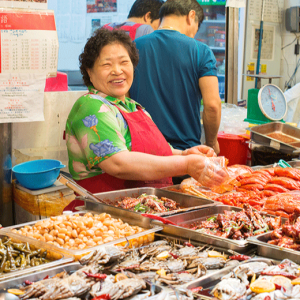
(182, 145), (216, 157)
(186, 155), (228, 187)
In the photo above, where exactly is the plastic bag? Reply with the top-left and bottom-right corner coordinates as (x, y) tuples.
(219, 103), (249, 135)
(284, 83), (300, 127)
(197, 156), (230, 188)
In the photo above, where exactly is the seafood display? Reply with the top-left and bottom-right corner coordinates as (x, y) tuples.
(110, 193), (180, 213)
(268, 208), (300, 250)
(190, 204), (281, 240)
(7, 263), (161, 300)
(0, 237), (50, 273)
(210, 259), (300, 300)
(170, 167), (300, 218)
(80, 239), (239, 287)
(11, 213), (144, 250)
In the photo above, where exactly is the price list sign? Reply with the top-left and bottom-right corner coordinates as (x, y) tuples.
(0, 9), (58, 76)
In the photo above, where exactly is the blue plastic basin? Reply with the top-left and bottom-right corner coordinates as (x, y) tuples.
(12, 159), (66, 190)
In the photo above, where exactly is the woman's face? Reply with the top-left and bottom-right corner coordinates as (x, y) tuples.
(87, 43), (134, 102)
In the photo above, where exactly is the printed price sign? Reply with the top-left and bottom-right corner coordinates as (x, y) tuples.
(0, 9), (58, 76)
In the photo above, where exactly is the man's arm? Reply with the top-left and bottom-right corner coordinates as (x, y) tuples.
(199, 76), (222, 154)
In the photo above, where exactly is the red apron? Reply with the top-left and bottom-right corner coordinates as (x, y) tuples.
(102, 23), (143, 40)
(75, 105), (173, 194)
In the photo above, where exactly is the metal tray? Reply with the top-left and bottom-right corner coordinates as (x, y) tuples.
(183, 257), (277, 300)
(248, 232), (300, 264)
(89, 187), (216, 217)
(248, 122), (300, 154)
(0, 231), (73, 282)
(252, 160), (300, 170)
(155, 205), (271, 252)
(0, 262), (166, 299)
(3, 207), (163, 260)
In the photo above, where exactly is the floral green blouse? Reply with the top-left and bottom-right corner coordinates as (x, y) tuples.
(65, 86), (151, 180)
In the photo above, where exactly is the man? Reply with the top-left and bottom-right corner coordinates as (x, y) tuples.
(102, 0), (164, 40)
(130, 0), (221, 154)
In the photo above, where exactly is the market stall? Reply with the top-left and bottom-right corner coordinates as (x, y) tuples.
(2, 0), (300, 299)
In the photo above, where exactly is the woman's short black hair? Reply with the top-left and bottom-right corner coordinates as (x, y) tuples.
(79, 28), (139, 87)
(128, 0), (165, 23)
(159, 0), (204, 28)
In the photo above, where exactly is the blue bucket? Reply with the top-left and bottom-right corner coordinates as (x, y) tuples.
(12, 159), (66, 190)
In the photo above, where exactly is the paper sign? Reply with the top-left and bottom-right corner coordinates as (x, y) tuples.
(0, 74), (46, 123)
(0, 9), (58, 77)
(0, 0), (47, 10)
(226, 0), (246, 8)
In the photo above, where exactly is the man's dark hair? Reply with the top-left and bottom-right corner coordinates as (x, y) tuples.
(159, 0), (204, 28)
(127, 0), (165, 23)
(79, 28), (139, 87)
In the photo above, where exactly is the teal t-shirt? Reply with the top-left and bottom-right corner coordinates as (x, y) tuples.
(130, 29), (217, 150)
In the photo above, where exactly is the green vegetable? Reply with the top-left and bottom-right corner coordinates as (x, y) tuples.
(207, 216), (216, 222)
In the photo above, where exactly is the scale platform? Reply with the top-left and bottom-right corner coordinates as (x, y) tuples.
(16, 180), (69, 195)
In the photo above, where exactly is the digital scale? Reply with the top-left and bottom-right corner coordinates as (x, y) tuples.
(244, 74), (287, 124)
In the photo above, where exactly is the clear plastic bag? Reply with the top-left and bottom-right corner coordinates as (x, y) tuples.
(197, 156), (230, 188)
(219, 103), (249, 135)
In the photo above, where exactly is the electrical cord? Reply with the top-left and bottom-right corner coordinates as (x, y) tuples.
(281, 37), (297, 50)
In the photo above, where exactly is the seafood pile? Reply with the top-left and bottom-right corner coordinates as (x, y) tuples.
(268, 208), (300, 250)
(189, 204), (281, 240)
(211, 259), (300, 300)
(12, 213), (145, 250)
(0, 237), (50, 273)
(110, 193), (180, 213)
(176, 167), (300, 218)
(80, 240), (241, 286)
(14, 264), (152, 300)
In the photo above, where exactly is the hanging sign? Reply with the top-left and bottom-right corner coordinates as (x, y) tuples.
(0, 9), (58, 77)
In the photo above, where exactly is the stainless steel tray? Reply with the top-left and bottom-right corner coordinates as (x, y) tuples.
(3, 207), (163, 260)
(252, 160), (300, 170)
(248, 122), (300, 154)
(183, 257), (277, 299)
(89, 187), (216, 217)
(0, 232), (73, 282)
(248, 232), (300, 264)
(155, 205), (271, 252)
(0, 262), (165, 299)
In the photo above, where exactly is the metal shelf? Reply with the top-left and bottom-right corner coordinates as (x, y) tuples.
(210, 46), (225, 51)
(203, 20), (226, 23)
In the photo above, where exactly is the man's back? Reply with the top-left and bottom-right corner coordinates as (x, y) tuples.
(130, 29), (217, 150)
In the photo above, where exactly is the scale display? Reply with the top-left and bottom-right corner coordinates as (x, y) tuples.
(258, 84), (287, 121)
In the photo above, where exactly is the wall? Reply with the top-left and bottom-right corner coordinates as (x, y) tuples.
(280, 0), (300, 89)
(12, 91), (86, 170)
(48, 0), (135, 71)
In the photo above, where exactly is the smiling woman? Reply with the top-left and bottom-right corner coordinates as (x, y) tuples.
(65, 28), (227, 194)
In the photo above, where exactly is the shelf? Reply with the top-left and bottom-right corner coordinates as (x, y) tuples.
(210, 46), (225, 51)
(203, 20), (226, 23)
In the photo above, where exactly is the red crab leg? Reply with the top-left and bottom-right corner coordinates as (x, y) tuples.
(260, 271), (297, 280)
(83, 271), (107, 280)
(190, 286), (203, 293)
(114, 264), (140, 272)
(92, 295), (111, 300)
(229, 255), (251, 261)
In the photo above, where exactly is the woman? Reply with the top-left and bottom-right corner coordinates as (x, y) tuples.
(66, 28), (226, 193)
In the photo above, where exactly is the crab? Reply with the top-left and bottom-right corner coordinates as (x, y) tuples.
(139, 258), (187, 273)
(187, 257), (226, 270)
(171, 245), (205, 260)
(95, 277), (146, 300)
(20, 265), (101, 300)
(80, 245), (126, 265)
(139, 242), (172, 257)
(211, 278), (247, 300)
(156, 264), (206, 285)
(111, 250), (147, 272)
